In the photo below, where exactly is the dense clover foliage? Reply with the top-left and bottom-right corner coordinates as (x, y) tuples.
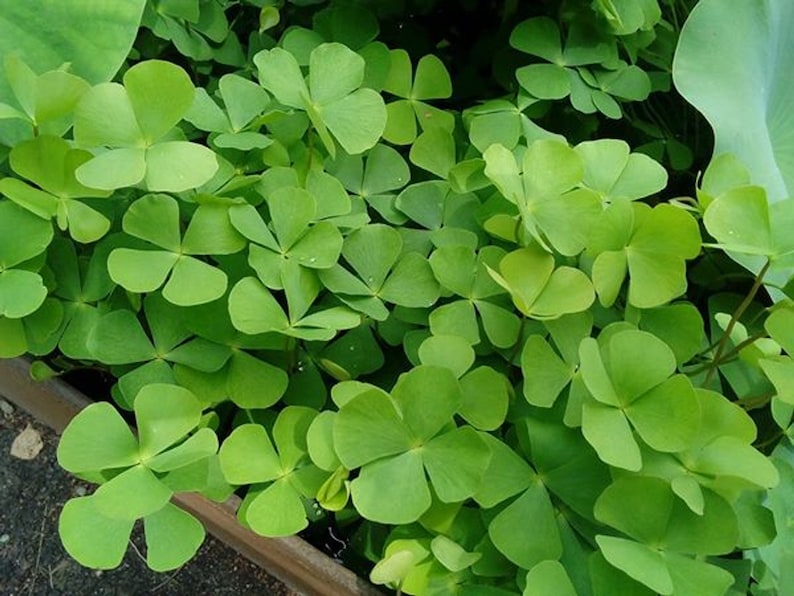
(1, 0), (793, 594)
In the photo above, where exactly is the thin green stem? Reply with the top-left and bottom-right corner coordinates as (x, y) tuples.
(703, 260), (771, 386)
(687, 329), (769, 375)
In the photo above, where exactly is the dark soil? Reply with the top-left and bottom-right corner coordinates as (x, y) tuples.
(0, 397), (297, 596)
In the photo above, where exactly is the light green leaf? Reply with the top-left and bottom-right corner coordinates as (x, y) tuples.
(489, 481), (561, 569)
(429, 301), (480, 345)
(245, 478), (308, 536)
(492, 246), (594, 319)
(0, 269), (47, 318)
(306, 411), (340, 472)
(410, 128), (455, 178)
(135, 383), (202, 459)
(595, 476), (739, 555)
(582, 398), (641, 471)
(87, 309), (156, 365)
(219, 424), (282, 484)
(766, 306), (794, 353)
(604, 329), (677, 404)
(254, 47), (308, 108)
(423, 426), (490, 502)
(459, 366), (509, 431)
(590, 201), (701, 308)
(57, 402), (139, 472)
(351, 450), (431, 523)
(576, 139), (667, 201)
(73, 82), (141, 147)
(219, 73), (270, 132)
(144, 141), (218, 192)
(343, 223), (402, 288)
(0, 200), (53, 268)
(162, 256), (227, 306)
(431, 536), (481, 572)
(145, 428), (218, 473)
(144, 503), (205, 572)
(524, 560), (577, 596)
(521, 335), (574, 408)
(122, 193), (181, 250)
(228, 277), (289, 335)
(0, 317), (27, 357)
(59, 496), (135, 570)
(516, 64), (570, 100)
(510, 17), (563, 62)
(107, 249), (179, 293)
(334, 389), (413, 468)
(473, 434), (534, 508)
(418, 334), (474, 378)
(93, 464), (173, 520)
(597, 536), (673, 595)
(268, 186), (316, 250)
(0, 0), (146, 107)
(412, 54), (452, 100)
(309, 42), (364, 105)
(322, 87), (386, 155)
(8, 135), (107, 198)
(123, 60), (194, 143)
(625, 375), (700, 452)
(75, 147), (147, 190)
(383, 100), (417, 145)
(227, 351), (288, 409)
(392, 365), (461, 442)
(62, 200), (110, 243)
(0, 177), (56, 219)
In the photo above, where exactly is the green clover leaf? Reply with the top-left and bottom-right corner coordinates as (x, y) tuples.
(86, 294), (232, 407)
(428, 245), (521, 348)
(594, 476), (738, 594)
(0, 200), (53, 319)
(381, 50), (454, 145)
(578, 329), (701, 471)
(483, 141), (602, 256)
(185, 73), (273, 150)
(0, 55), (91, 140)
(588, 199), (701, 308)
(319, 224), (440, 319)
(229, 186), (344, 289)
(488, 245), (595, 320)
(107, 193), (235, 306)
(333, 366), (491, 524)
(73, 60), (218, 191)
(219, 407), (327, 537)
(57, 384), (214, 570)
(326, 143), (410, 225)
(255, 42), (386, 157)
(0, 135), (111, 242)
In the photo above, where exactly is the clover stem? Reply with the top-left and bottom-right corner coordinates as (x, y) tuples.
(735, 390), (774, 411)
(307, 127), (314, 171)
(703, 259), (770, 386)
(687, 329), (769, 375)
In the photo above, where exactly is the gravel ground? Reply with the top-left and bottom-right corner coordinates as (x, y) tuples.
(0, 397), (296, 596)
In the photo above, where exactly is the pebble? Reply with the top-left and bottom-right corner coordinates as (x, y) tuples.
(0, 399), (13, 417)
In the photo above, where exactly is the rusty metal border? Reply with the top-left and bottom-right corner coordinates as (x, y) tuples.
(0, 357), (381, 596)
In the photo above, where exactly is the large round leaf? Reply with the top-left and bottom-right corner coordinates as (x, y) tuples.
(0, 0), (146, 97)
(673, 0), (794, 203)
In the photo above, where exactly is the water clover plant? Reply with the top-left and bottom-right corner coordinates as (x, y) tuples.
(1, 1), (793, 594)
(254, 42), (386, 157)
(73, 60), (218, 191)
(57, 383), (219, 570)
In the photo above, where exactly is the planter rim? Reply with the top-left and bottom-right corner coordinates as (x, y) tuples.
(0, 357), (382, 596)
